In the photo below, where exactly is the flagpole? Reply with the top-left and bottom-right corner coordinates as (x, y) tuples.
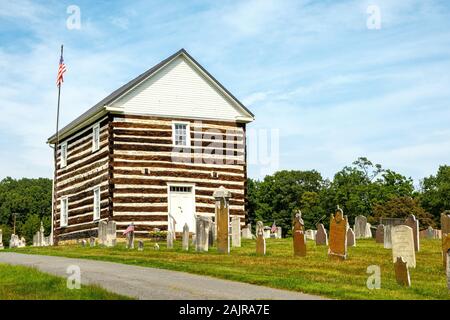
(52, 44), (64, 245)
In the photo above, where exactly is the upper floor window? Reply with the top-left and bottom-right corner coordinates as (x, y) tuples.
(60, 142), (67, 168)
(172, 122), (190, 147)
(60, 197), (68, 227)
(93, 186), (101, 220)
(92, 123), (100, 152)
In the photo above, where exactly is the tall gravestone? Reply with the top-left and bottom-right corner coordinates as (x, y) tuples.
(126, 229), (135, 249)
(182, 223), (189, 251)
(255, 221), (266, 255)
(347, 228), (356, 247)
(214, 186), (231, 254)
(0, 229), (3, 250)
(209, 222), (215, 247)
(365, 223), (373, 238)
(392, 225), (416, 268)
(394, 256), (411, 287)
(376, 224), (384, 243)
(405, 215), (420, 252)
(98, 220), (108, 246)
(106, 220), (117, 247)
(231, 216), (241, 247)
(195, 215), (211, 252)
(384, 225), (392, 249)
(328, 207), (348, 260)
(354, 215), (367, 239)
(293, 210), (306, 257)
(276, 227), (282, 239)
(167, 231), (174, 249)
(316, 223), (328, 245)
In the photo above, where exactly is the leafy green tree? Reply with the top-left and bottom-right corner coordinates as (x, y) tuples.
(419, 165), (450, 225)
(0, 224), (12, 247)
(19, 214), (41, 244)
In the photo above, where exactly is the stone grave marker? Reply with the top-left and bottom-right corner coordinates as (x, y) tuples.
(384, 225), (392, 249)
(376, 224), (384, 243)
(405, 214), (420, 252)
(80, 239), (87, 247)
(89, 237), (96, 247)
(442, 212), (450, 235)
(394, 256), (411, 287)
(241, 224), (253, 239)
(106, 220), (117, 247)
(354, 215), (367, 239)
(9, 234), (20, 248)
(231, 216), (241, 247)
(195, 215), (212, 252)
(316, 223), (328, 245)
(263, 227), (271, 239)
(167, 231), (174, 249)
(328, 207), (348, 260)
(214, 186), (231, 254)
(305, 229), (316, 241)
(209, 222), (215, 247)
(392, 225), (416, 268)
(182, 223), (189, 251)
(256, 221), (266, 255)
(365, 223), (373, 238)
(138, 240), (144, 251)
(0, 229), (3, 250)
(276, 227), (282, 239)
(443, 234), (450, 269)
(347, 228), (356, 247)
(98, 220), (107, 246)
(293, 210), (306, 257)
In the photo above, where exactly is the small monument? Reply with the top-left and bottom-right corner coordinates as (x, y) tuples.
(328, 206), (348, 260)
(365, 223), (373, 238)
(276, 227), (282, 239)
(376, 224), (384, 243)
(167, 231), (174, 249)
(231, 216), (241, 247)
(293, 210), (306, 257)
(354, 215), (367, 239)
(405, 214), (420, 252)
(214, 186), (232, 254)
(182, 223), (189, 251)
(347, 228), (356, 247)
(394, 256), (411, 287)
(316, 223), (328, 245)
(384, 225), (392, 249)
(241, 224), (253, 239)
(98, 220), (108, 246)
(195, 215), (212, 252)
(105, 220), (117, 247)
(255, 221), (266, 255)
(89, 237), (96, 247)
(124, 223), (135, 249)
(392, 225), (416, 268)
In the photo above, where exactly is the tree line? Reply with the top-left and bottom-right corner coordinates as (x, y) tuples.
(0, 157), (448, 244)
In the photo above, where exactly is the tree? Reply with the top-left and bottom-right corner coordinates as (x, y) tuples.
(19, 214), (41, 244)
(420, 165), (450, 225)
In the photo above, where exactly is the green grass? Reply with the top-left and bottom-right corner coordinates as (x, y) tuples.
(6, 238), (450, 300)
(0, 263), (130, 300)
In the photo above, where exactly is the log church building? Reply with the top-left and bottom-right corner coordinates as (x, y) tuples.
(48, 49), (254, 243)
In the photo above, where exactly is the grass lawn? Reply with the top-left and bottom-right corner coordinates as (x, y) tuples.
(0, 263), (130, 300)
(6, 238), (450, 300)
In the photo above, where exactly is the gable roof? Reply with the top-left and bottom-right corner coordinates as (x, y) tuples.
(47, 48), (254, 144)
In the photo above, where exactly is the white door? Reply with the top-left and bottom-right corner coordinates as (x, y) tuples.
(168, 185), (195, 233)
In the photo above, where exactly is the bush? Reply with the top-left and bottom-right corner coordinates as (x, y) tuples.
(0, 224), (12, 247)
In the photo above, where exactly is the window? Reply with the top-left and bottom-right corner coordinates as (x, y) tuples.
(172, 122), (190, 147)
(170, 186), (192, 193)
(93, 187), (101, 220)
(60, 197), (68, 227)
(60, 142), (67, 168)
(92, 123), (100, 152)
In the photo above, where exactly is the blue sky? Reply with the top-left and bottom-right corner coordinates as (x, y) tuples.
(0, 0), (449, 186)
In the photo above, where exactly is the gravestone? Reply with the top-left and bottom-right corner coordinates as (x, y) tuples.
(33, 234), (37, 247)
(167, 231), (174, 249)
(354, 215), (367, 239)
(426, 226), (434, 239)
(394, 256), (411, 287)
(231, 216), (241, 247)
(98, 220), (107, 246)
(195, 215), (212, 252)
(241, 224), (252, 239)
(0, 229), (4, 250)
(182, 223), (189, 251)
(80, 239), (87, 247)
(154, 243), (160, 250)
(126, 230), (135, 249)
(106, 220), (117, 247)
(328, 207), (348, 260)
(43, 236), (50, 246)
(347, 228), (356, 247)
(18, 237), (26, 248)
(209, 222), (215, 247)
(316, 223), (328, 245)
(443, 234), (450, 269)
(447, 249), (450, 290)
(138, 240), (144, 251)
(89, 237), (96, 247)
(214, 186), (231, 254)
(255, 221), (266, 255)
(384, 225), (392, 249)
(376, 224), (384, 243)
(392, 225), (416, 268)
(9, 234), (20, 248)
(405, 215), (420, 252)
(441, 212), (450, 235)
(263, 227), (271, 239)
(365, 223), (373, 238)
(276, 227), (282, 239)
(305, 229), (316, 241)
(293, 211), (306, 257)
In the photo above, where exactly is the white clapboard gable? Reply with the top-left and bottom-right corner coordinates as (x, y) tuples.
(110, 55), (251, 121)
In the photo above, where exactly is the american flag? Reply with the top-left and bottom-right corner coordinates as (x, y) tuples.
(122, 223), (135, 235)
(56, 54), (67, 87)
(271, 221), (277, 233)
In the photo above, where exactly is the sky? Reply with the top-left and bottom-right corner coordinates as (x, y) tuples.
(0, 0), (449, 186)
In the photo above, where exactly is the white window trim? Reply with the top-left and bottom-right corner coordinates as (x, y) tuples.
(60, 141), (68, 168)
(93, 186), (101, 221)
(92, 123), (100, 152)
(60, 197), (68, 227)
(171, 121), (191, 147)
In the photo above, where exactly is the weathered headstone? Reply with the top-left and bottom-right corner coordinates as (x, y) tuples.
(209, 222), (215, 247)
(376, 224), (384, 243)
(106, 220), (117, 247)
(365, 223), (373, 238)
(9, 234), (20, 248)
(328, 207), (348, 260)
(89, 237), (96, 247)
(316, 223), (328, 245)
(255, 221), (266, 255)
(98, 220), (108, 246)
(126, 230), (135, 249)
(441, 212), (450, 235)
(392, 225), (416, 268)
(167, 231), (174, 249)
(231, 216), (241, 247)
(0, 229), (4, 250)
(276, 227), (282, 239)
(443, 234), (450, 269)
(182, 223), (189, 251)
(394, 256), (411, 287)
(405, 214), (420, 252)
(263, 227), (271, 239)
(214, 186), (231, 254)
(293, 210), (306, 257)
(138, 240), (144, 251)
(384, 225), (392, 249)
(195, 215), (212, 252)
(241, 223), (253, 239)
(305, 229), (317, 241)
(354, 215), (368, 239)
(80, 239), (87, 247)
(347, 228), (356, 247)
(426, 226), (434, 239)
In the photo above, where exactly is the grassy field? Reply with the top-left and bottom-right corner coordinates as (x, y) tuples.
(6, 238), (450, 300)
(0, 263), (130, 300)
